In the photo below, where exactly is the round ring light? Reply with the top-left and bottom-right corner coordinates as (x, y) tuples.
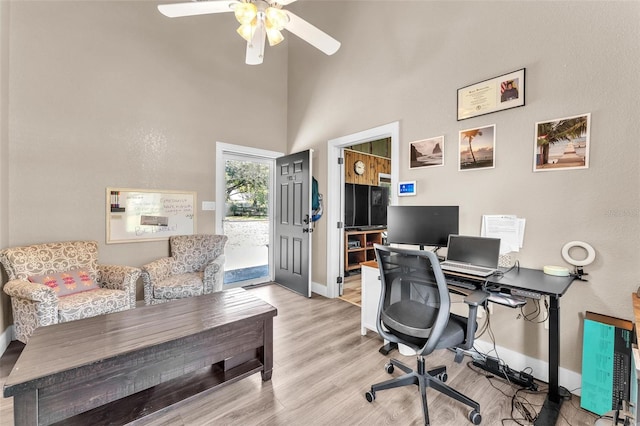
(561, 241), (596, 267)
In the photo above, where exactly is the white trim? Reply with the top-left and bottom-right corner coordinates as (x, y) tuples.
(0, 325), (13, 355)
(473, 339), (582, 396)
(326, 122), (400, 299)
(312, 280), (328, 297)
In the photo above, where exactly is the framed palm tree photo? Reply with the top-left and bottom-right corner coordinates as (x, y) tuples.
(534, 113), (590, 172)
(459, 125), (496, 171)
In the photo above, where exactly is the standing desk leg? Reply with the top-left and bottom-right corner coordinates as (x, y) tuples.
(534, 295), (563, 425)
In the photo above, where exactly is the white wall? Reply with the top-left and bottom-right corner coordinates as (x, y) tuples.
(287, 0), (640, 374)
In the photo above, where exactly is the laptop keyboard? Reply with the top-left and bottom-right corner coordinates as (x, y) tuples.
(441, 262), (495, 276)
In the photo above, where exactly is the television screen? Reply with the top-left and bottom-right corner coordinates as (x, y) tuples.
(344, 184), (388, 229)
(386, 206), (459, 248)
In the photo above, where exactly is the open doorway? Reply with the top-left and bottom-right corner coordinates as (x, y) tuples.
(325, 122), (400, 300)
(339, 139), (392, 306)
(215, 142), (283, 288)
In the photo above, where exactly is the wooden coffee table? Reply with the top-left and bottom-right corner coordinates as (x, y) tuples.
(3, 288), (277, 425)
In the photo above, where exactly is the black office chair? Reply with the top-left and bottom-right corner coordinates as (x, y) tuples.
(365, 244), (488, 425)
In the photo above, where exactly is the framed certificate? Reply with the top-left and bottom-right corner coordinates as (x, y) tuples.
(457, 69), (525, 120)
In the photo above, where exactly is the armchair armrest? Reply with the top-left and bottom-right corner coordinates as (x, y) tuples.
(3, 279), (59, 340)
(97, 264), (141, 309)
(3, 279), (57, 303)
(141, 257), (175, 305)
(203, 255), (226, 294)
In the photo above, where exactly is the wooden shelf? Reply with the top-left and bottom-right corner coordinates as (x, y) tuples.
(345, 229), (385, 272)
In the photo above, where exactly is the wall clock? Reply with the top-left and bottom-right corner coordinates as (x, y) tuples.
(354, 160), (366, 175)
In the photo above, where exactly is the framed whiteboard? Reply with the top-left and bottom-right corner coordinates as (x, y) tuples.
(106, 188), (196, 244)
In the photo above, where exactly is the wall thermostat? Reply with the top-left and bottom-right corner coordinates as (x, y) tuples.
(398, 181), (416, 196)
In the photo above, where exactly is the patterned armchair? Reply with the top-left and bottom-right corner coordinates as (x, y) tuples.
(0, 240), (140, 343)
(141, 234), (228, 305)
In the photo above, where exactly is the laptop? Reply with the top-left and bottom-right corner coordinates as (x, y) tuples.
(440, 235), (501, 277)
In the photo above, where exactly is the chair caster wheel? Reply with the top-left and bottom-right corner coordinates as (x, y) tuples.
(437, 372), (448, 382)
(365, 390), (376, 403)
(385, 363), (394, 374)
(468, 409), (481, 425)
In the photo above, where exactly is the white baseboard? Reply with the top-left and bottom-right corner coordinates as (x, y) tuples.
(473, 338), (582, 396)
(311, 281), (328, 297)
(0, 325), (13, 356)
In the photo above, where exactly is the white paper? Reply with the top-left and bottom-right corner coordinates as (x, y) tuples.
(481, 215), (526, 254)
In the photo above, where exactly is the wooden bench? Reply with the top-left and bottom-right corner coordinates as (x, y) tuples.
(3, 288), (277, 425)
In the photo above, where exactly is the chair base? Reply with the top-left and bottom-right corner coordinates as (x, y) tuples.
(365, 356), (482, 426)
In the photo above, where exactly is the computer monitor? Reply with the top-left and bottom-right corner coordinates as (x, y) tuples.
(386, 206), (459, 249)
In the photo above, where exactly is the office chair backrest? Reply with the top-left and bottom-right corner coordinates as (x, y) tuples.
(374, 244), (451, 356)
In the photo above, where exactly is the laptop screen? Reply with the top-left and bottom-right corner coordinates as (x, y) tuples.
(446, 235), (501, 268)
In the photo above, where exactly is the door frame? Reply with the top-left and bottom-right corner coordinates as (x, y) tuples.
(215, 142), (284, 285)
(326, 122), (400, 299)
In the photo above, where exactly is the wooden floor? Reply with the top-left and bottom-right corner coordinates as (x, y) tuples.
(339, 273), (362, 306)
(1, 284), (598, 425)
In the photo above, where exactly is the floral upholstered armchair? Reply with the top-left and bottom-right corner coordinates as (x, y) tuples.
(0, 240), (140, 343)
(141, 234), (228, 305)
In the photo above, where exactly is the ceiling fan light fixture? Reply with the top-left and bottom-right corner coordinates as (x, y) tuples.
(265, 26), (284, 46)
(237, 20), (256, 42)
(265, 7), (288, 30)
(234, 1), (257, 25)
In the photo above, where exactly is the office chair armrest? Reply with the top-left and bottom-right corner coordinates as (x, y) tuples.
(457, 290), (489, 351)
(464, 289), (489, 307)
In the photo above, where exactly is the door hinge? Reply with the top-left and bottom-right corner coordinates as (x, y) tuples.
(337, 276), (343, 284)
(337, 221), (343, 229)
(338, 157), (344, 165)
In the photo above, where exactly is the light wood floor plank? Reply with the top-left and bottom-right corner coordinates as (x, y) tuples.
(1, 284), (599, 425)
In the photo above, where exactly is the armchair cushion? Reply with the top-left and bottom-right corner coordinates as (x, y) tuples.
(152, 272), (204, 300)
(28, 269), (99, 297)
(57, 288), (130, 323)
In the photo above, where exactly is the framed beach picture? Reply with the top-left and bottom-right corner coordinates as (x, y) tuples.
(533, 113), (590, 172)
(459, 125), (496, 171)
(410, 136), (444, 169)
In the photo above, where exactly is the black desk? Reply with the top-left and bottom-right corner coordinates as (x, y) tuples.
(483, 267), (575, 426)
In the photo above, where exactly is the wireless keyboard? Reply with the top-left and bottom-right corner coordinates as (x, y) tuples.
(445, 277), (478, 290)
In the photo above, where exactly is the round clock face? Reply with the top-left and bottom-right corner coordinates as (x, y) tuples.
(354, 160), (366, 175)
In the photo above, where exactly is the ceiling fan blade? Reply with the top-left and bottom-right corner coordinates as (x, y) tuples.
(158, 0), (238, 18)
(246, 21), (266, 65)
(284, 11), (340, 56)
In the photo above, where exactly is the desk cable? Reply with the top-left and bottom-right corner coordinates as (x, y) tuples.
(490, 260), (520, 280)
(517, 297), (549, 323)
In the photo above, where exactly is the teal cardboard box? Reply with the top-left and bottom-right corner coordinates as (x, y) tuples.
(581, 311), (634, 415)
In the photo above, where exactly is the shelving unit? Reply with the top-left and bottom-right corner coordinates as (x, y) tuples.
(344, 229), (385, 273)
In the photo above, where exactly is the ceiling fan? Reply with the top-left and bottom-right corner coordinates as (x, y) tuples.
(158, 0), (341, 65)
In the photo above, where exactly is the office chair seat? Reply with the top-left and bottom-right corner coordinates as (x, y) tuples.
(365, 245), (486, 425)
(382, 301), (467, 350)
